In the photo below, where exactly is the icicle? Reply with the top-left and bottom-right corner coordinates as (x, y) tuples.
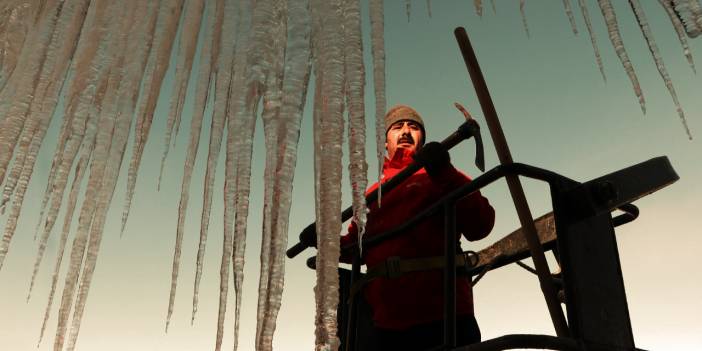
(405, 0), (411, 22)
(311, 0), (345, 349)
(426, 0), (432, 18)
(629, 0), (693, 139)
(216, 0), (253, 349)
(578, 0), (607, 82)
(491, 0), (496, 14)
(659, 0), (697, 73)
(0, 1), (35, 91)
(191, 0), (237, 324)
(520, 0), (530, 38)
(672, 0), (702, 38)
(474, 0), (483, 17)
(157, 0), (206, 190)
(562, 0), (578, 35)
(343, 0), (369, 253)
(597, 0), (646, 113)
(27, 0), (116, 301)
(0, 0), (91, 271)
(165, 0), (220, 333)
(257, 0), (312, 348)
(122, 0), (186, 234)
(369, 0), (386, 207)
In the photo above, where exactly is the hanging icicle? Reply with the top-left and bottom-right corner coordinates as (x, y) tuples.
(562, 0), (578, 35)
(659, 0), (697, 73)
(520, 0), (531, 38)
(578, 0), (607, 82)
(672, 0), (702, 38)
(597, 0), (646, 113)
(0, 1), (35, 91)
(343, 0), (369, 254)
(405, 0), (411, 22)
(157, 0), (206, 190)
(629, 0), (693, 139)
(311, 0), (345, 348)
(369, 0), (386, 207)
(427, 0), (432, 18)
(474, 0), (483, 17)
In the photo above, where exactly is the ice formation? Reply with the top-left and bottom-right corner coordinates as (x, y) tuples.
(0, 1), (699, 351)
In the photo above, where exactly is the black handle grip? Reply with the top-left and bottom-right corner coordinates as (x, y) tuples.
(286, 241), (307, 258)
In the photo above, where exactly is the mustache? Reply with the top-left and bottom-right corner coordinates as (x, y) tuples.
(397, 134), (415, 144)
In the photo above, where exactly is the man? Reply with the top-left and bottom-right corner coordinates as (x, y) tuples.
(340, 104), (495, 350)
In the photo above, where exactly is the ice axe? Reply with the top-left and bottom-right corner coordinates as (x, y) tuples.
(454, 102), (485, 172)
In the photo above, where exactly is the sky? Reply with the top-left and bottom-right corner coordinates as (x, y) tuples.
(1, 1), (701, 350)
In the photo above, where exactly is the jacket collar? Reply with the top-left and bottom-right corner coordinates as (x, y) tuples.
(384, 148), (416, 171)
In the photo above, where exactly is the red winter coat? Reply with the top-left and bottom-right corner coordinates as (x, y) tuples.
(341, 148), (495, 330)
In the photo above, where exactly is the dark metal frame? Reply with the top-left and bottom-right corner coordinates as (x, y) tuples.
(292, 156), (677, 351)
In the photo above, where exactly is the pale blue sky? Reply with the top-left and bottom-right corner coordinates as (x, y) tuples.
(1, 1), (701, 350)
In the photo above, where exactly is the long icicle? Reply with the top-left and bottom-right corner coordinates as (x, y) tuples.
(192, 0), (237, 324)
(562, 0), (578, 35)
(405, 0), (411, 22)
(658, 0), (696, 73)
(343, 0), (369, 254)
(629, 0), (692, 139)
(597, 0), (646, 113)
(65, 1), (159, 348)
(157, 0), (206, 190)
(165, 0), (219, 333)
(369, 0), (386, 207)
(27, 0), (114, 301)
(578, 0), (607, 82)
(311, 0), (345, 349)
(520, 0), (530, 37)
(474, 0), (483, 17)
(0, 1), (36, 91)
(53, 3), (135, 349)
(0, 0), (90, 271)
(121, 0), (186, 234)
(217, 0), (253, 349)
(426, 0), (432, 18)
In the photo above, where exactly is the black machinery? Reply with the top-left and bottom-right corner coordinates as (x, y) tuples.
(286, 27), (680, 351)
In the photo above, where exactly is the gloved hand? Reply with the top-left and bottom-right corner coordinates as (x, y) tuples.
(299, 224), (317, 248)
(413, 141), (451, 178)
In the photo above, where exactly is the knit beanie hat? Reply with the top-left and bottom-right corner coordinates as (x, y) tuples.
(384, 104), (426, 144)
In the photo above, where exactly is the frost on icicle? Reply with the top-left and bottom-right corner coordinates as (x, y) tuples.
(158, 0), (206, 189)
(28, 0), (115, 302)
(343, 0), (369, 253)
(426, 0), (432, 18)
(56, 1), (159, 349)
(519, 0), (530, 38)
(630, 0), (693, 139)
(216, 0), (254, 348)
(474, 0), (483, 17)
(0, 1), (35, 91)
(369, 0), (386, 207)
(191, 0), (235, 325)
(0, 0), (91, 271)
(405, 0), (411, 22)
(659, 0), (697, 73)
(562, 0), (578, 35)
(256, 0), (288, 346)
(122, 0), (185, 234)
(311, 0), (344, 349)
(165, 0), (219, 333)
(672, 0), (702, 38)
(578, 0), (607, 82)
(597, 0), (646, 113)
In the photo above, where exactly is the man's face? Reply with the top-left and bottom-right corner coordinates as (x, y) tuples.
(385, 120), (423, 159)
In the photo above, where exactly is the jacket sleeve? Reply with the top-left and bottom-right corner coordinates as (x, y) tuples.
(430, 164), (495, 241)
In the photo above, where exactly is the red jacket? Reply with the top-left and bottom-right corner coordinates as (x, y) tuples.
(341, 148), (495, 330)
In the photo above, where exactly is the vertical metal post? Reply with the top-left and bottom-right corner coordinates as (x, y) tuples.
(444, 202), (457, 349)
(345, 252), (362, 351)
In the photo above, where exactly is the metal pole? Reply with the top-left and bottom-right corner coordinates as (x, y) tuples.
(453, 27), (569, 337)
(444, 202), (457, 348)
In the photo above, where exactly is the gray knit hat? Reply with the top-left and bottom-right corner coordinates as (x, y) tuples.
(384, 104), (426, 144)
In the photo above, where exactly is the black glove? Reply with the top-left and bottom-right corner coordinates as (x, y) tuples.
(413, 141), (451, 178)
(299, 224), (317, 248)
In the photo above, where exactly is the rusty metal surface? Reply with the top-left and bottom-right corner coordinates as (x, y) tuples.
(475, 212), (556, 270)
